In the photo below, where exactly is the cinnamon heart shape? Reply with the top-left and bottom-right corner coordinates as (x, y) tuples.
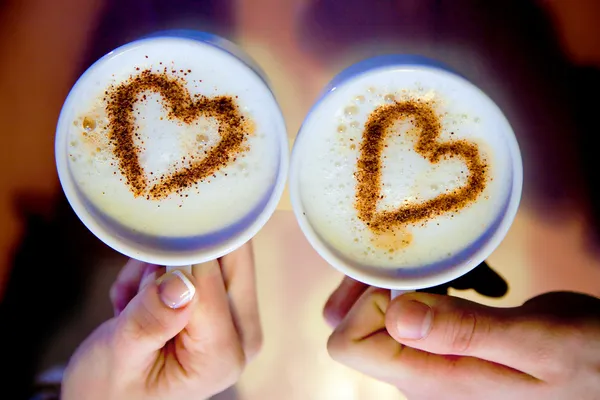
(105, 70), (248, 199)
(355, 99), (488, 232)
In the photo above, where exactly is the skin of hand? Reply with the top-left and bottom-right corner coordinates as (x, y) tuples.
(62, 242), (262, 400)
(324, 277), (600, 400)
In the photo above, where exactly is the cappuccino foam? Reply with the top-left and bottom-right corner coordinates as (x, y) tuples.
(294, 67), (515, 269)
(59, 38), (281, 238)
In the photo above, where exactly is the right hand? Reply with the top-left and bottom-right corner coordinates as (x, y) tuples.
(325, 277), (600, 399)
(62, 242), (262, 400)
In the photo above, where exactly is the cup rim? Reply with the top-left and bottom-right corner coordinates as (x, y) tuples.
(55, 33), (289, 266)
(289, 56), (523, 290)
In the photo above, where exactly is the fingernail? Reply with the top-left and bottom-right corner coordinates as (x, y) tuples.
(393, 300), (433, 340)
(157, 270), (196, 309)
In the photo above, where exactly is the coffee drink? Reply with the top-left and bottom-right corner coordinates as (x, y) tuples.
(56, 35), (286, 256)
(292, 62), (518, 271)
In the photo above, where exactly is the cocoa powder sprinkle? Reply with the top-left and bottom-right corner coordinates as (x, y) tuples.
(105, 69), (250, 199)
(355, 99), (487, 233)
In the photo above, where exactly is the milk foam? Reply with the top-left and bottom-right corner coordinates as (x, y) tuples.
(60, 38), (281, 238)
(295, 67), (514, 269)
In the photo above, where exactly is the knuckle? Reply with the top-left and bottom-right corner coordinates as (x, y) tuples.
(109, 283), (120, 303)
(112, 312), (143, 349)
(532, 344), (565, 381)
(446, 310), (480, 354)
(196, 336), (246, 390)
(109, 318), (134, 354)
(327, 330), (351, 362)
(115, 294), (169, 344)
(219, 345), (246, 385)
(210, 331), (247, 369)
(531, 320), (582, 381)
(244, 331), (263, 360)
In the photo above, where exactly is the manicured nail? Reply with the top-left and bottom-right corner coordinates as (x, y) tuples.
(394, 300), (433, 340)
(157, 270), (195, 309)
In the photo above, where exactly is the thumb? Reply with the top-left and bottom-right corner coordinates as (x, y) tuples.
(113, 270), (196, 366)
(385, 292), (564, 380)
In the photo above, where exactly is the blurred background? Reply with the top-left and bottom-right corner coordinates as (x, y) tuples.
(1, 0), (600, 399)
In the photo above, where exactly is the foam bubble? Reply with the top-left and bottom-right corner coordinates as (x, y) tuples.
(344, 106), (359, 116)
(83, 116), (96, 131)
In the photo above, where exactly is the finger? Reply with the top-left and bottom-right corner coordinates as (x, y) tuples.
(178, 260), (245, 386)
(385, 292), (572, 380)
(328, 288), (535, 397)
(328, 287), (402, 383)
(219, 241), (262, 360)
(323, 276), (369, 328)
(109, 259), (152, 316)
(138, 264), (162, 293)
(112, 270), (196, 368)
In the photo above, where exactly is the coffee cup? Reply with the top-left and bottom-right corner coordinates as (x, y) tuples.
(289, 55), (522, 292)
(55, 31), (288, 270)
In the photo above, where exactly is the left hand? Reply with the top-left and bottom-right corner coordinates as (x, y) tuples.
(325, 276), (600, 400)
(62, 242), (262, 400)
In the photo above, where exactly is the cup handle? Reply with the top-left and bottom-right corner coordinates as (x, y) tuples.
(391, 290), (413, 299)
(166, 265), (193, 274)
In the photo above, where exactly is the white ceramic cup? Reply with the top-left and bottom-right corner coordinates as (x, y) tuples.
(55, 31), (288, 272)
(289, 55), (523, 293)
